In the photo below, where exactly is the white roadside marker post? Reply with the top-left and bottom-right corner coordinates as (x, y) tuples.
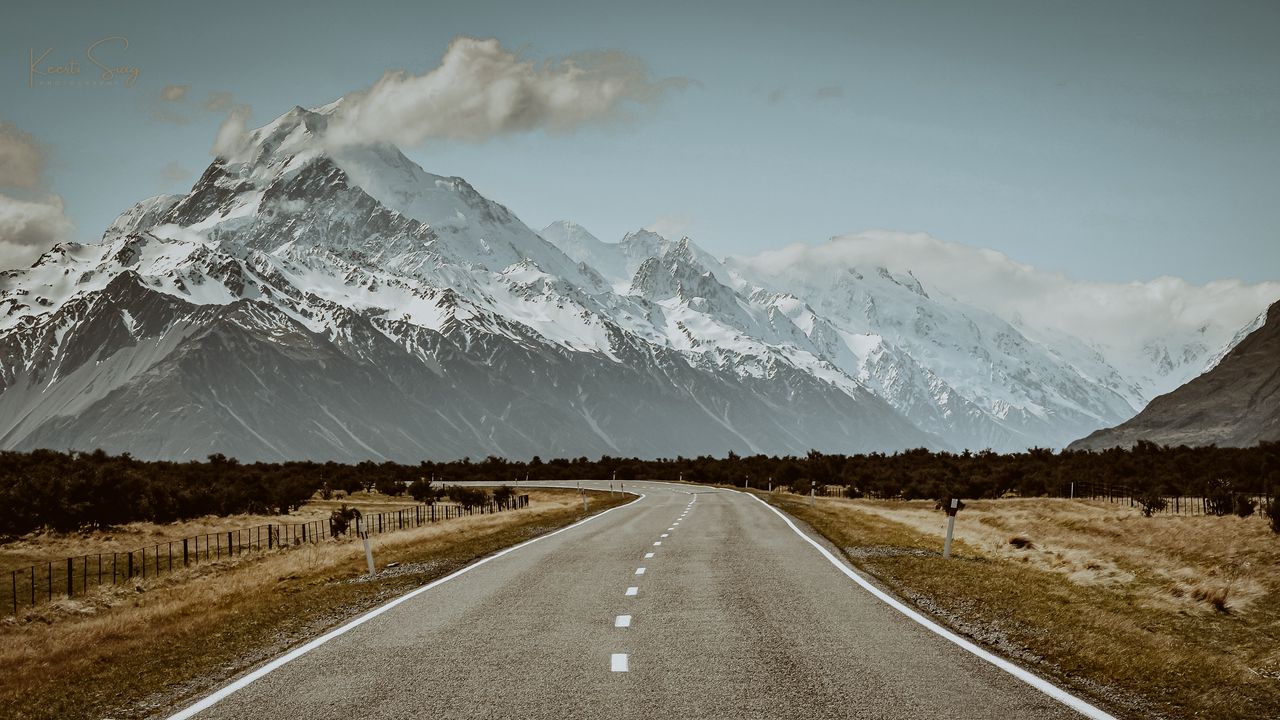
(943, 498), (960, 559)
(357, 518), (375, 577)
(810, 480), (816, 507)
(768, 477), (772, 493)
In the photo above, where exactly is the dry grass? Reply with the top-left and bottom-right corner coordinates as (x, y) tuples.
(763, 492), (1280, 720)
(0, 490), (421, 575)
(0, 488), (630, 720)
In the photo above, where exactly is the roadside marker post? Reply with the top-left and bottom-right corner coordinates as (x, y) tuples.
(357, 518), (375, 577)
(810, 480), (815, 507)
(943, 499), (961, 559)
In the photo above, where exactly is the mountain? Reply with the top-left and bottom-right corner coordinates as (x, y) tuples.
(1070, 301), (1280, 450)
(0, 105), (939, 461)
(720, 251), (1139, 451)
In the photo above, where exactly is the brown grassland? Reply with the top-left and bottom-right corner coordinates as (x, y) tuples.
(764, 491), (1280, 720)
(0, 487), (631, 720)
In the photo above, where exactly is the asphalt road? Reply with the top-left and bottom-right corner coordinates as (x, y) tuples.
(169, 481), (1109, 720)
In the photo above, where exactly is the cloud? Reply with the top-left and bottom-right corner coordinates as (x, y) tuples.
(0, 123), (46, 189)
(814, 85), (844, 100)
(211, 103), (253, 157)
(0, 123), (73, 269)
(160, 161), (191, 183)
(0, 193), (74, 268)
(732, 230), (1280, 368)
(161, 84), (190, 102)
(204, 92), (237, 112)
(644, 214), (695, 240)
(326, 37), (693, 147)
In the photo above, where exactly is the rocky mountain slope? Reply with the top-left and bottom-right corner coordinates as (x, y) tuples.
(2, 102), (1233, 461)
(0, 106), (939, 461)
(1070, 301), (1280, 450)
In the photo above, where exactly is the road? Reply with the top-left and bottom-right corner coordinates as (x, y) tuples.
(169, 481), (1110, 720)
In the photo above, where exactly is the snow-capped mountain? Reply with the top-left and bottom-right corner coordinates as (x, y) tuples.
(718, 253), (1139, 450)
(0, 105), (944, 461)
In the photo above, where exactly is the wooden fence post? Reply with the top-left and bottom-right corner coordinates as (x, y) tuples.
(66, 558), (73, 599)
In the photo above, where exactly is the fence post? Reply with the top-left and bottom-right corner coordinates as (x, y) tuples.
(183, 539), (189, 566)
(127, 552), (133, 579)
(11, 571), (16, 615)
(66, 558), (74, 599)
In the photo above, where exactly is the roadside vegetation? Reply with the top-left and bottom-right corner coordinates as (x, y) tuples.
(0, 487), (631, 720)
(4, 442), (1278, 538)
(766, 492), (1280, 719)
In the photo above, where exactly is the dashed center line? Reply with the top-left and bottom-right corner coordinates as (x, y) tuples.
(660, 533), (669, 538)
(644, 552), (654, 558)
(625, 586), (639, 596)
(635, 567), (646, 575)
(615, 615), (632, 628)
(611, 653), (629, 672)
(653, 541), (662, 546)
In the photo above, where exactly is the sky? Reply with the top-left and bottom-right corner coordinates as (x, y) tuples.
(1, 0), (1278, 287)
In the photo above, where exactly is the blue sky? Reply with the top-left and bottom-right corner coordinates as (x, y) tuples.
(2, 0), (1278, 284)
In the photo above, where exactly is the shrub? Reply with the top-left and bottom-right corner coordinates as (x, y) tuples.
(408, 478), (437, 504)
(492, 485), (515, 510)
(1137, 490), (1167, 517)
(1266, 494), (1280, 534)
(1233, 495), (1257, 518)
(328, 504), (362, 538)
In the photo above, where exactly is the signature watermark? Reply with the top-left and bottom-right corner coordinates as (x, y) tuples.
(29, 36), (140, 88)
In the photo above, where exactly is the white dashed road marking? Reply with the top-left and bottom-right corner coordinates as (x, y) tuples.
(660, 533), (669, 538)
(654, 541), (662, 546)
(611, 653), (629, 672)
(615, 615), (632, 628)
(625, 586), (638, 596)
(635, 567), (646, 575)
(644, 552), (654, 558)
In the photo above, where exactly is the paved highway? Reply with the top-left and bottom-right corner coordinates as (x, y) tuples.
(168, 481), (1111, 720)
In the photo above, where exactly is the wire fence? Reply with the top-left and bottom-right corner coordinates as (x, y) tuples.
(1052, 480), (1273, 517)
(786, 480), (1275, 518)
(4, 495), (529, 616)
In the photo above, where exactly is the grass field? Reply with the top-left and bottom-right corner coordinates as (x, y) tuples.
(0, 487), (631, 720)
(0, 489), (429, 577)
(764, 492), (1280, 719)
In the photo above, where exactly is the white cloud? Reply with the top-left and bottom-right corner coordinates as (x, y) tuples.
(0, 123), (73, 269)
(161, 84), (190, 102)
(0, 193), (74, 267)
(644, 214), (695, 240)
(733, 230), (1280, 362)
(211, 104), (252, 157)
(326, 37), (692, 147)
(0, 123), (46, 189)
(160, 161), (191, 183)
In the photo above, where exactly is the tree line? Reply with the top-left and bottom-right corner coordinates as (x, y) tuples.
(2, 442), (1278, 538)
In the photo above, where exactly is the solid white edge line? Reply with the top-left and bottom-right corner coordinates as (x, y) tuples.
(738, 490), (1114, 720)
(166, 491), (647, 719)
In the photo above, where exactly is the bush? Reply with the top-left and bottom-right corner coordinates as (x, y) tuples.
(1137, 490), (1167, 517)
(375, 475), (406, 496)
(492, 485), (515, 509)
(1266, 495), (1280, 534)
(328, 504), (362, 538)
(1234, 495), (1257, 518)
(408, 478), (437, 504)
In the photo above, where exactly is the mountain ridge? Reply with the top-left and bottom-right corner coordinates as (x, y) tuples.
(0, 103), (1262, 460)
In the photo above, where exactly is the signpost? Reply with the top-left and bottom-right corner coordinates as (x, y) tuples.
(943, 498), (962, 559)
(356, 518), (375, 577)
